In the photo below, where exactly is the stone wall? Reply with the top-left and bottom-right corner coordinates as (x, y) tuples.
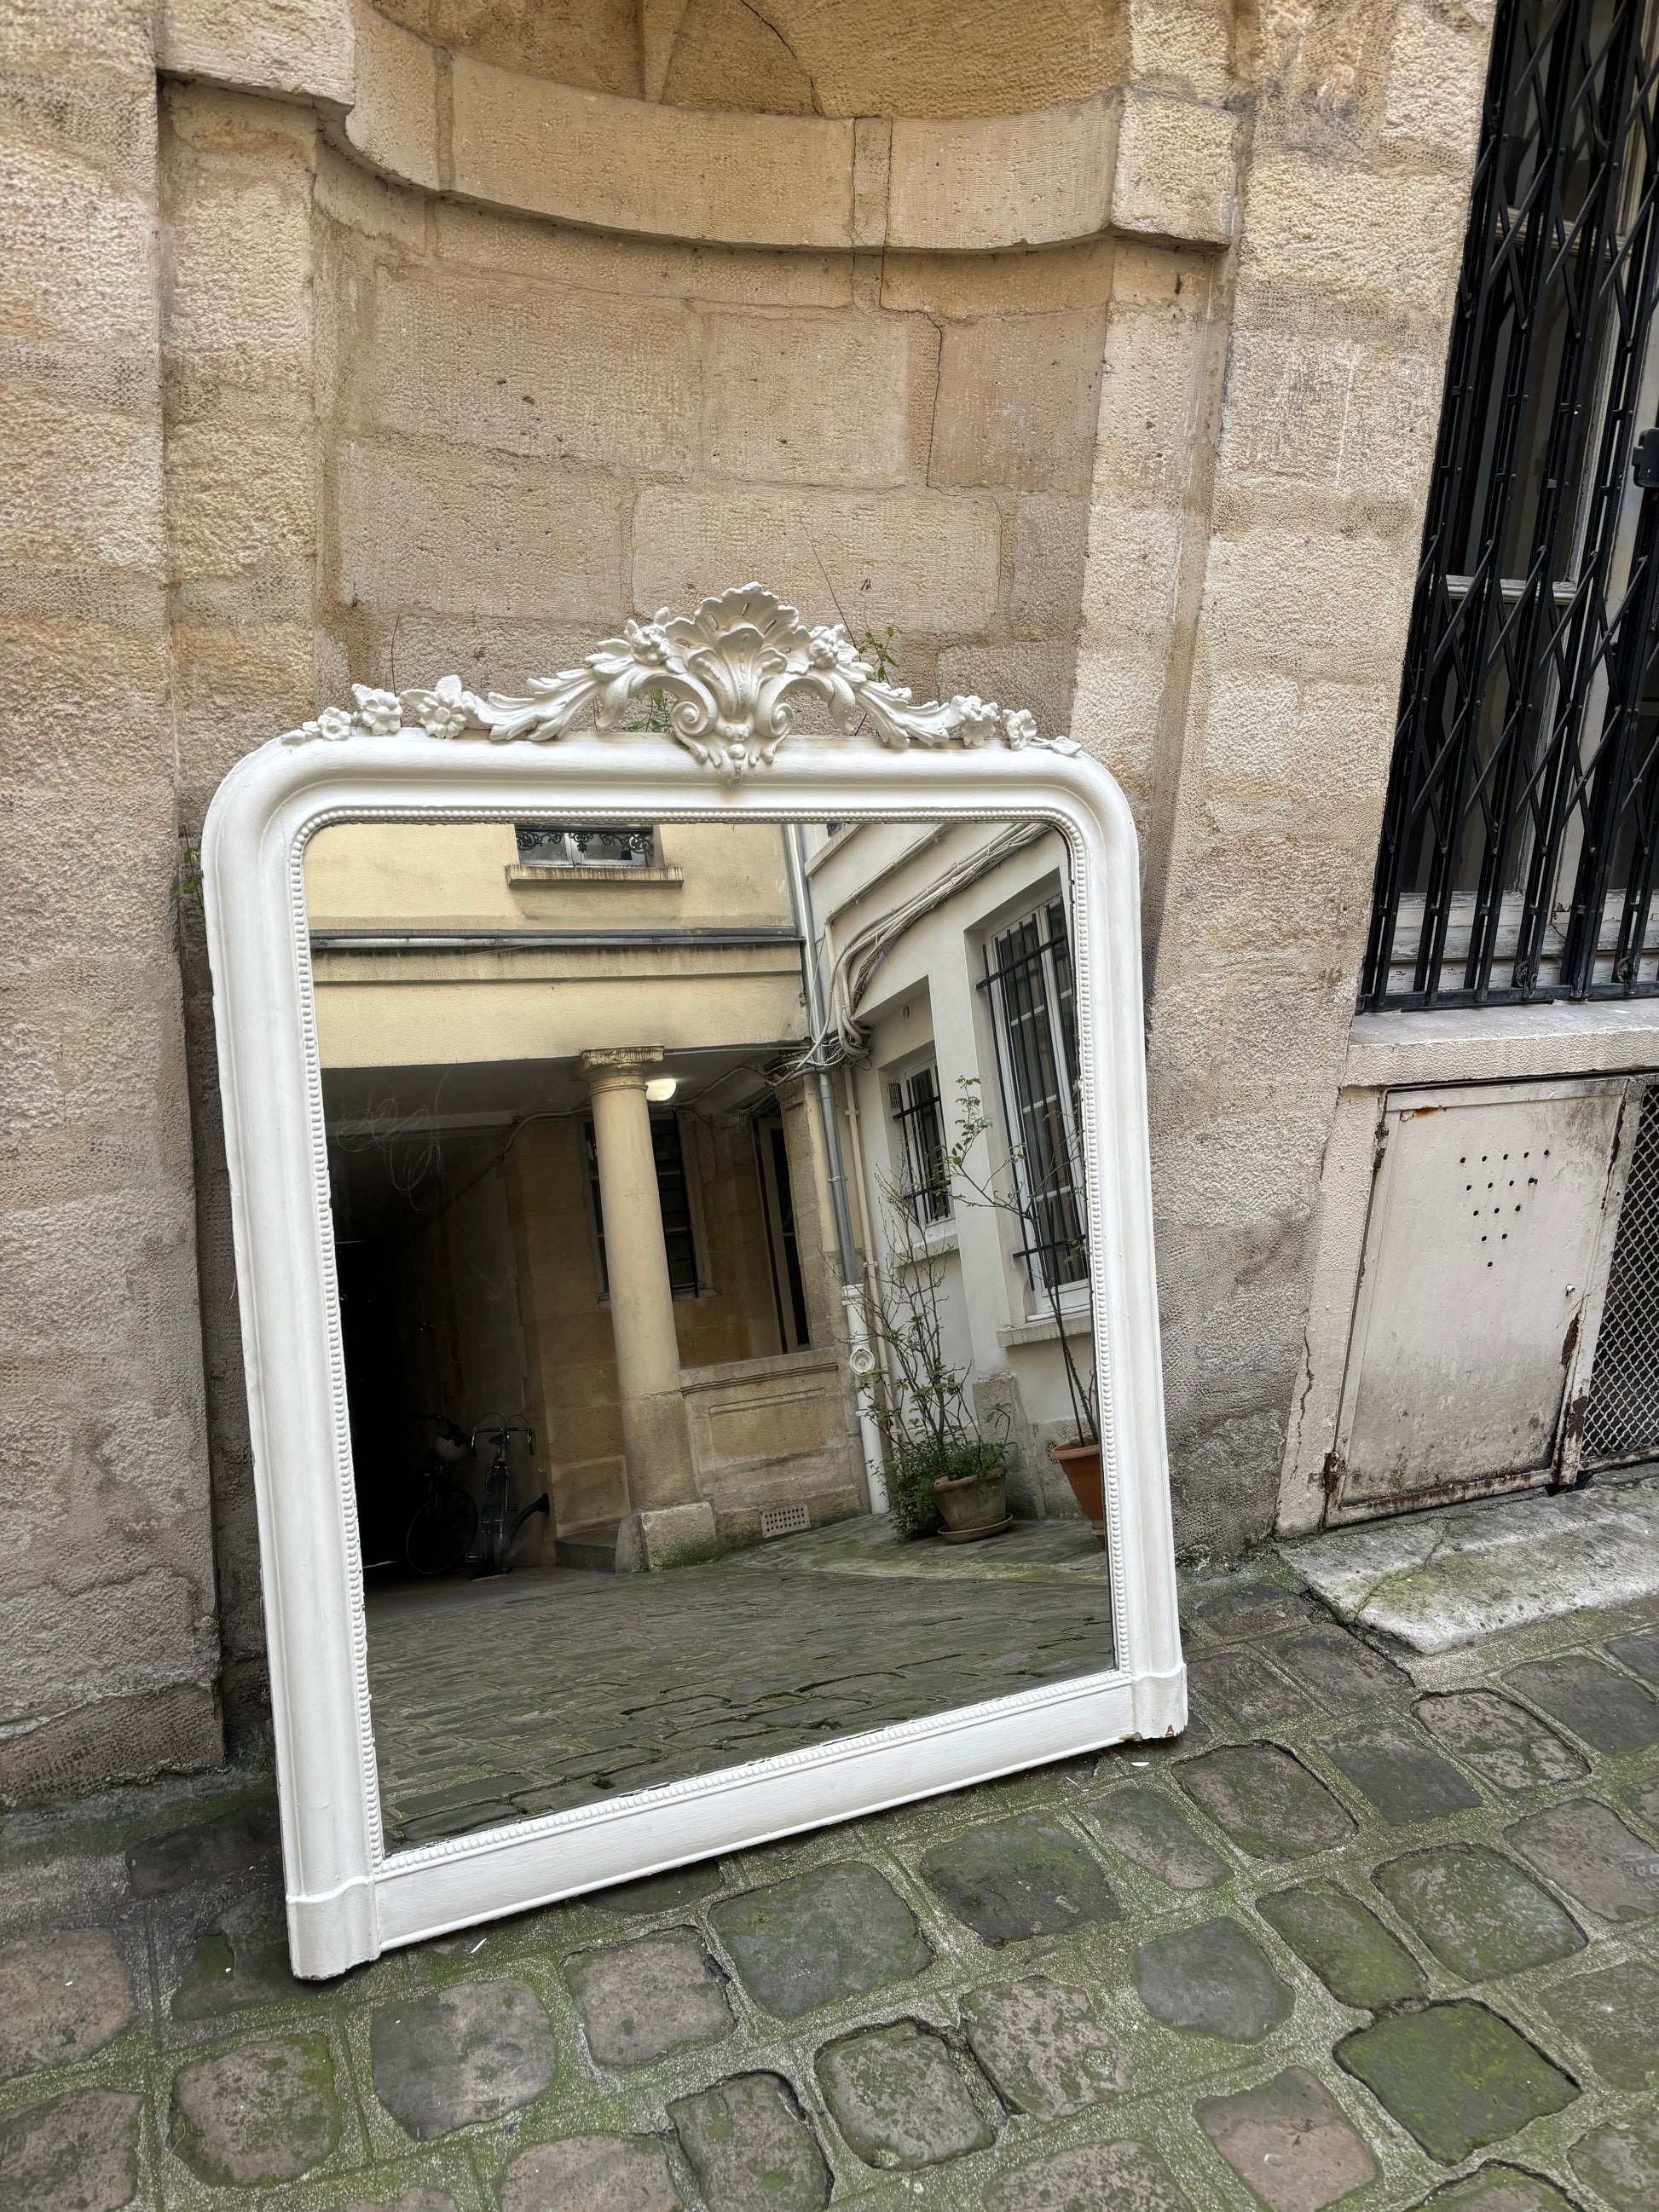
(0, 0), (1494, 1793)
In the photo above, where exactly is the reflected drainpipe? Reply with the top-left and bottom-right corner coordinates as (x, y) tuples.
(782, 824), (889, 1516)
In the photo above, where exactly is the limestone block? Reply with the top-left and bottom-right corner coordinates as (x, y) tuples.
(1240, 155), (1471, 322)
(1078, 499), (1187, 645)
(631, 485), (1001, 638)
(161, 170), (315, 386)
(361, 265), (701, 471)
(614, 1500), (719, 1572)
(1220, 332), (1440, 507)
(0, 141), (158, 352)
(1093, 307), (1216, 495)
(887, 97), (1117, 252)
(165, 417), (315, 579)
(1381, 0), (1493, 163)
(1011, 494), (1092, 637)
(1066, 655), (1165, 803)
(0, 1574), (205, 1726)
(702, 311), (937, 488)
(1202, 673), (1395, 804)
(1128, 0), (1234, 100)
(929, 310), (1106, 496)
(432, 202), (852, 309)
(1113, 90), (1237, 245)
(159, 0), (355, 107)
(0, 1684), (222, 1805)
(335, 440), (625, 620)
(343, 0), (440, 191)
(881, 240), (1116, 321)
(898, 98), (1119, 251)
(449, 62), (855, 249)
(0, 393), (160, 572)
(314, 140), (428, 251)
(1197, 526), (1416, 682)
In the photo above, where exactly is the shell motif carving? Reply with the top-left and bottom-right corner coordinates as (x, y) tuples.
(280, 584), (1078, 781)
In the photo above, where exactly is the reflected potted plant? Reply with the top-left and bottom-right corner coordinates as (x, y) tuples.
(947, 1079), (1104, 1549)
(858, 1170), (1011, 1543)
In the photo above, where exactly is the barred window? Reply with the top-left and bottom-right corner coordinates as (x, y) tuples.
(888, 1063), (952, 1224)
(1362, 0), (1659, 1009)
(515, 824), (655, 869)
(586, 1113), (699, 1299)
(982, 899), (1088, 1291)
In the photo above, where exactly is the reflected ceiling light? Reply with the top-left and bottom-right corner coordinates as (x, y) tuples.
(645, 1077), (679, 1102)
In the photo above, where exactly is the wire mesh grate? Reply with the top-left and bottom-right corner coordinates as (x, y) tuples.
(1583, 1082), (1659, 1461)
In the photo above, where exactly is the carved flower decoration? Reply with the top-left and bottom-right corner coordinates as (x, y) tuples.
(621, 617), (675, 667)
(400, 674), (476, 740)
(953, 696), (1003, 748)
(351, 684), (404, 736)
(315, 705), (356, 742)
(806, 625), (864, 673)
(1002, 707), (1039, 749)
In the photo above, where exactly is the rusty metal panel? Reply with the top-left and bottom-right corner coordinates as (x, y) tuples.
(1329, 1078), (1628, 1520)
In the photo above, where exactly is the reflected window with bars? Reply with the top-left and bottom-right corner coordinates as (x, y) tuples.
(515, 824), (656, 869)
(1362, 0), (1659, 1008)
(888, 1063), (953, 1225)
(585, 1114), (700, 1299)
(981, 898), (1088, 1293)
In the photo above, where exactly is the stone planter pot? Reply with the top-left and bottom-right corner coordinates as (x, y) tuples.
(932, 1464), (1010, 1544)
(1049, 1441), (1106, 1549)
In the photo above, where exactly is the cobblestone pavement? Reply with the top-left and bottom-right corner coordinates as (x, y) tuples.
(365, 1522), (1113, 1848)
(4, 1552), (1659, 2212)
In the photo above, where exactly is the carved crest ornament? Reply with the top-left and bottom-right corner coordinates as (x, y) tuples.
(280, 583), (1078, 782)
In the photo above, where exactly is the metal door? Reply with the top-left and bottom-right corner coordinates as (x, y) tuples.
(1327, 1077), (1639, 1520)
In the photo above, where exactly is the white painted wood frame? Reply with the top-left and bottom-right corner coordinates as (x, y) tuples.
(201, 587), (1184, 1977)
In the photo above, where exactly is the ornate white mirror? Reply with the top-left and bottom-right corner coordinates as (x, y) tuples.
(202, 586), (1183, 1977)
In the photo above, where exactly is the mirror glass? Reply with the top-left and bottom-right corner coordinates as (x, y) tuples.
(305, 812), (1114, 1853)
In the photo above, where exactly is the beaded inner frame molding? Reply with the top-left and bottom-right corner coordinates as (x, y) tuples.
(203, 586), (1184, 1977)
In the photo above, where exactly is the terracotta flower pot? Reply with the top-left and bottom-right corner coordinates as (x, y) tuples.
(932, 1465), (1009, 1543)
(1049, 1441), (1106, 1549)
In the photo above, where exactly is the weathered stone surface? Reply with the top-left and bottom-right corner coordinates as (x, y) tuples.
(1089, 1787), (1227, 1890)
(1506, 1657), (1659, 1753)
(371, 1979), (554, 2136)
(1190, 1581), (1315, 1643)
(0, 1930), (135, 2079)
(1409, 2167), (1579, 2209)
(816, 2020), (994, 2169)
(923, 1816), (1120, 1946)
(1336, 2002), (1578, 2164)
(342, 2193), (458, 2212)
(603, 1865), (723, 1915)
(668, 2072), (830, 2212)
(1506, 1799), (1659, 1920)
(1196, 2066), (1378, 2212)
(500, 2134), (682, 2212)
(1178, 1746), (1356, 1858)
(986, 2138), (1197, 2211)
(1605, 1632), (1659, 1681)
(1188, 1649), (1311, 1729)
(1321, 1723), (1482, 1824)
(170, 1891), (309, 2019)
(124, 1803), (280, 1894)
(0, 2090), (142, 2212)
(568, 1936), (731, 2071)
(961, 1974), (1131, 2117)
(1257, 1883), (1426, 2010)
(1373, 1846), (1585, 1982)
(710, 1864), (929, 2018)
(1539, 1961), (1659, 2090)
(171, 2035), (341, 2186)
(1415, 1692), (1587, 1793)
(1571, 2105), (1659, 2212)
(1627, 1776), (1659, 1828)
(1136, 1917), (1293, 2042)
(1272, 1625), (1410, 1703)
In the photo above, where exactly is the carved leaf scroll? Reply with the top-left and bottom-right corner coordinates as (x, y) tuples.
(280, 584), (1078, 780)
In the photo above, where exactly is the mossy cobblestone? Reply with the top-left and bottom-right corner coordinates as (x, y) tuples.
(3, 1568), (1658, 2209)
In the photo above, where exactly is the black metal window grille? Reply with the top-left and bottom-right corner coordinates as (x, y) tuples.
(585, 1112), (700, 1298)
(980, 899), (1088, 1291)
(515, 824), (655, 868)
(887, 1063), (953, 1224)
(1361, 0), (1659, 1009)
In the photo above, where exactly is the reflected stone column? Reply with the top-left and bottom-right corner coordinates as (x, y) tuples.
(579, 1048), (714, 1571)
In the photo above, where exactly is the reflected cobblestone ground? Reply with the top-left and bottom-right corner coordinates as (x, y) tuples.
(366, 1521), (1113, 1847)
(3, 1545), (1659, 2211)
